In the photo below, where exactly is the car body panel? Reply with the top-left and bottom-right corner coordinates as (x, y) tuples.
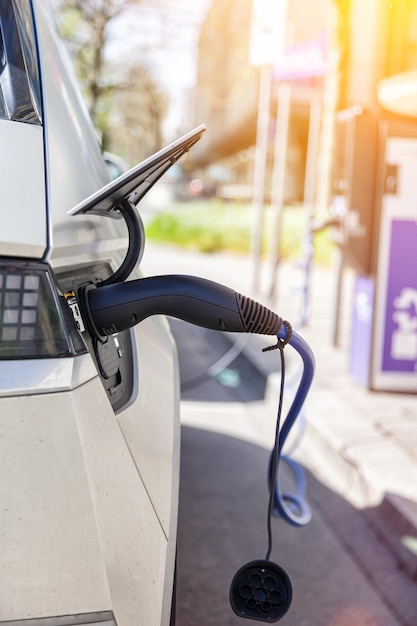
(0, 317), (180, 625)
(0, 375), (173, 624)
(0, 119), (46, 258)
(0, 383), (113, 619)
(0, 352), (97, 396)
(118, 316), (181, 538)
(73, 376), (172, 626)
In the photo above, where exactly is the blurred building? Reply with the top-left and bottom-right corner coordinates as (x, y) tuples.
(191, 0), (333, 204)
(338, 0), (417, 116)
(192, 0), (257, 166)
(190, 0), (417, 206)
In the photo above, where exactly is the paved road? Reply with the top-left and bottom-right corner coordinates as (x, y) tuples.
(170, 319), (267, 403)
(170, 319), (417, 626)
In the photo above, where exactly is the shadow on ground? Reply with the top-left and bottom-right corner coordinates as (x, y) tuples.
(169, 318), (268, 402)
(175, 426), (417, 626)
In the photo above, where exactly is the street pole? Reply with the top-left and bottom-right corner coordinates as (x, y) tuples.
(298, 94), (322, 326)
(250, 64), (272, 295)
(248, 0), (288, 296)
(268, 81), (291, 302)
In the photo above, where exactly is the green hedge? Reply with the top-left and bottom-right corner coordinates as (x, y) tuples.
(145, 200), (334, 264)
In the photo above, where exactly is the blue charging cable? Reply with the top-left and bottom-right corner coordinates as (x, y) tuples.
(266, 324), (315, 528)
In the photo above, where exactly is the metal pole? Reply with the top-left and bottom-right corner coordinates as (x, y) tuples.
(268, 81), (291, 302)
(299, 95), (322, 326)
(250, 64), (272, 295)
(332, 246), (344, 347)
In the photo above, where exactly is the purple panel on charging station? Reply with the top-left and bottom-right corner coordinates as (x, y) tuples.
(350, 276), (374, 386)
(382, 220), (417, 373)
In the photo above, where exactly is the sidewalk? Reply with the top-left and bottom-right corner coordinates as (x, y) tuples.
(141, 242), (417, 580)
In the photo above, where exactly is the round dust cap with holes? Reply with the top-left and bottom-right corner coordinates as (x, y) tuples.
(230, 559), (292, 622)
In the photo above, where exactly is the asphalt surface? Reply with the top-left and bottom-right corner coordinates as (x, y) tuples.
(169, 319), (267, 403)
(170, 318), (417, 626)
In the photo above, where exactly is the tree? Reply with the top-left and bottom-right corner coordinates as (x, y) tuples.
(107, 64), (168, 164)
(53, 0), (168, 162)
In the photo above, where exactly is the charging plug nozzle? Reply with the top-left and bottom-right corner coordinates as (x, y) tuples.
(81, 275), (283, 339)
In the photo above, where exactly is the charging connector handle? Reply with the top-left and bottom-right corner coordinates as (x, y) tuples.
(86, 275), (283, 337)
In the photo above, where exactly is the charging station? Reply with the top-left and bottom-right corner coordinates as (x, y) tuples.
(370, 121), (417, 391)
(333, 107), (417, 392)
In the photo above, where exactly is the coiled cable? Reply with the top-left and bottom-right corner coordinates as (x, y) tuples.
(267, 325), (315, 527)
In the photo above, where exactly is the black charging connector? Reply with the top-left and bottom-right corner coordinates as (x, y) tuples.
(80, 275), (283, 339)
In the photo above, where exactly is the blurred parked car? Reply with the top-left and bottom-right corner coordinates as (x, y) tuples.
(0, 2), (180, 625)
(173, 176), (217, 201)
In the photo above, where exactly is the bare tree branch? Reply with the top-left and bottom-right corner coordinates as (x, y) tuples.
(53, 0), (168, 162)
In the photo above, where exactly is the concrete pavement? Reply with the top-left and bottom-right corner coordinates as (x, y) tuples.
(141, 241), (417, 582)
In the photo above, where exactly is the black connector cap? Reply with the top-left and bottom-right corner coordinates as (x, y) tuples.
(83, 275), (283, 338)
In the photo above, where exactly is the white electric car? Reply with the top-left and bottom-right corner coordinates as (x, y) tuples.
(0, 1), (191, 624)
